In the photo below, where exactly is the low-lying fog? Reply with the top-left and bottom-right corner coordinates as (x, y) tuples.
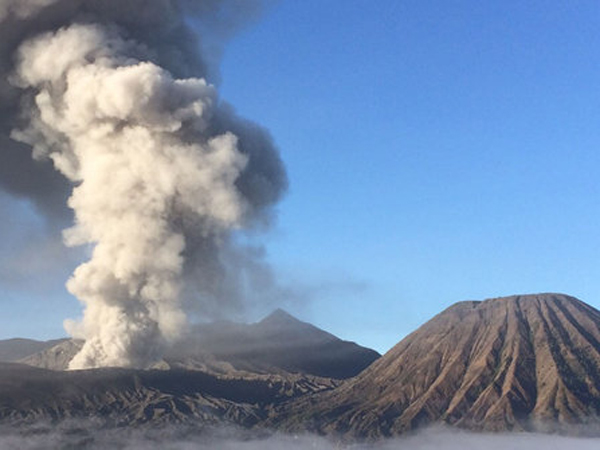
(2, 424), (600, 450)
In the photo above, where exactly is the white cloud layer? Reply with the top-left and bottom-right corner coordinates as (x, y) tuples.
(1, 425), (600, 450)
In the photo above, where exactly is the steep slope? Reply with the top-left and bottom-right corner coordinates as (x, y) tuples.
(0, 338), (67, 362)
(22, 309), (380, 379)
(18, 339), (82, 369)
(0, 362), (338, 427)
(169, 309), (380, 379)
(276, 294), (600, 437)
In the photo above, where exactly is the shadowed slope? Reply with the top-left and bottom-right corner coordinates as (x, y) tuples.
(0, 362), (339, 427)
(170, 309), (380, 379)
(21, 309), (380, 379)
(276, 294), (600, 437)
(0, 338), (67, 362)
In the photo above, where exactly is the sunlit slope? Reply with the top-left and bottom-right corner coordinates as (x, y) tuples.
(277, 294), (600, 437)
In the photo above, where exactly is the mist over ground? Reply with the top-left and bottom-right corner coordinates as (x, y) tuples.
(1, 423), (600, 450)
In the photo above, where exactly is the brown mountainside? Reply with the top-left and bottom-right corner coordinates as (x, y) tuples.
(276, 293), (600, 437)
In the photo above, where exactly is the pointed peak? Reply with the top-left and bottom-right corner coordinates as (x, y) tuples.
(260, 308), (301, 325)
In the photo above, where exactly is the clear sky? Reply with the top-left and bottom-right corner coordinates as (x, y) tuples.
(2, 0), (600, 354)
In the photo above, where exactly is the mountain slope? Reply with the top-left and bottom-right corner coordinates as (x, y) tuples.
(170, 309), (380, 379)
(0, 310), (377, 429)
(0, 338), (67, 362)
(0, 362), (338, 427)
(21, 309), (380, 379)
(276, 293), (600, 437)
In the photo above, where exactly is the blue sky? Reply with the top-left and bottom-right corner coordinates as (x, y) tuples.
(2, 0), (600, 354)
(218, 0), (600, 351)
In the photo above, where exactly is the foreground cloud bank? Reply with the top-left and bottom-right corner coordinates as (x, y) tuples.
(0, 0), (287, 369)
(2, 425), (600, 450)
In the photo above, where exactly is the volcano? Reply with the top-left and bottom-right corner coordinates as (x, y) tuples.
(16, 309), (379, 379)
(3, 294), (600, 439)
(276, 293), (600, 437)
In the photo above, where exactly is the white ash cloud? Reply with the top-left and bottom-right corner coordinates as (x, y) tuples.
(1, 0), (287, 369)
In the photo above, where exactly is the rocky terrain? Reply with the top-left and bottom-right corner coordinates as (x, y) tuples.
(17, 339), (82, 370)
(3, 295), (600, 440)
(274, 293), (600, 438)
(0, 309), (377, 429)
(0, 362), (338, 428)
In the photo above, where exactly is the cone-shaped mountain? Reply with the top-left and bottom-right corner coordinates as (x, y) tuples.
(276, 293), (600, 437)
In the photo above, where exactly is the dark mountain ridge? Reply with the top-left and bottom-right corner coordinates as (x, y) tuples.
(0, 308), (374, 428)
(14, 309), (380, 380)
(171, 308), (380, 379)
(0, 362), (338, 427)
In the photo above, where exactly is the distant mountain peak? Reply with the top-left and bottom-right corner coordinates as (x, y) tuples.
(259, 308), (301, 325)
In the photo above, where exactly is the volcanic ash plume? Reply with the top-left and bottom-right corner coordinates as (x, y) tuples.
(2, 1), (286, 369)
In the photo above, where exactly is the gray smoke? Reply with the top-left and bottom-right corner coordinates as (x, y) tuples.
(0, 0), (287, 369)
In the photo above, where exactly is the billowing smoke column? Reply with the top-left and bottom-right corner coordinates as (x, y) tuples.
(0, 0), (287, 369)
